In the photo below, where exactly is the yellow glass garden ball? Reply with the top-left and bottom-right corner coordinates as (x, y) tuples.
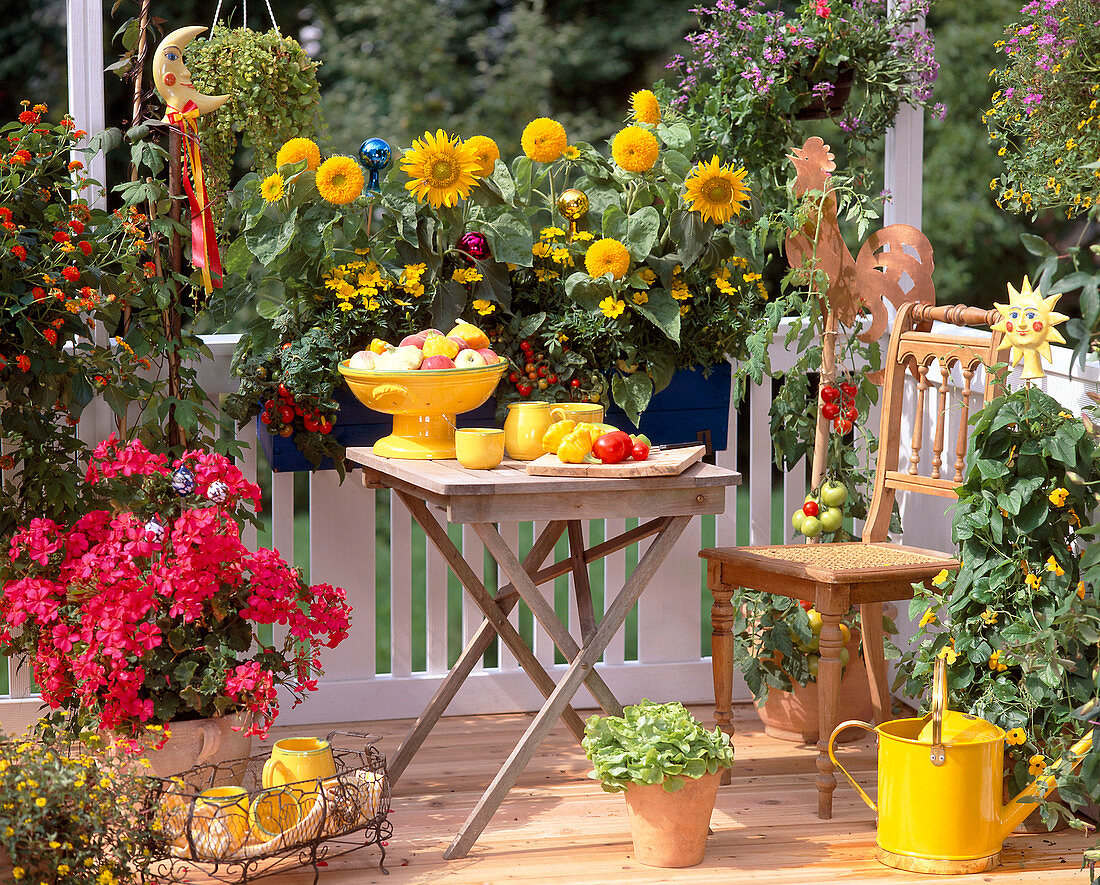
(557, 188), (589, 236)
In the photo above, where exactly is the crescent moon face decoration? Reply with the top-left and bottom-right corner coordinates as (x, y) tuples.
(992, 275), (1069, 380)
(152, 26), (229, 122)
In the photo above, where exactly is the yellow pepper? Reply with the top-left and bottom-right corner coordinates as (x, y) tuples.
(557, 428), (594, 463)
(541, 419), (576, 455)
(574, 422), (608, 445)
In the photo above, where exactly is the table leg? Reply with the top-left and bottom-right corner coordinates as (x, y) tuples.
(815, 585), (847, 820)
(707, 559), (736, 786)
(567, 521), (597, 643)
(473, 522), (623, 717)
(444, 515), (692, 860)
(388, 519), (567, 785)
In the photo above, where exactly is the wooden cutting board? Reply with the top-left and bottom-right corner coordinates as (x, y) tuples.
(525, 444), (705, 477)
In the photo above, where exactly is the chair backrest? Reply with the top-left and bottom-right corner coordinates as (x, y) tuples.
(862, 302), (1005, 542)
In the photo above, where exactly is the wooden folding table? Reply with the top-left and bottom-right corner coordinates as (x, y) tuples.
(346, 447), (740, 859)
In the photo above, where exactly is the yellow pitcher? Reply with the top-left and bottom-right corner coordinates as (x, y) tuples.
(262, 737), (336, 812)
(504, 401), (552, 460)
(829, 657), (1093, 873)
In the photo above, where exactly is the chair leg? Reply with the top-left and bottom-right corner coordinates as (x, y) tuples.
(815, 603), (844, 820)
(860, 601), (892, 724)
(709, 570), (736, 786)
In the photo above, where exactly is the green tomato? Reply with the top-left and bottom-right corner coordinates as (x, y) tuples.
(820, 480), (849, 508)
(797, 635), (819, 653)
(839, 647), (851, 668)
(791, 508), (806, 531)
(807, 655), (820, 679)
(807, 609), (823, 635)
(800, 515), (823, 538)
(819, 506), (843, 533)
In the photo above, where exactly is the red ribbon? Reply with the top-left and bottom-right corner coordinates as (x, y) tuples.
(168, 100), (221, 294)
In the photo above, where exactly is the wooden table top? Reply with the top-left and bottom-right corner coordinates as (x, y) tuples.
(346, 447), (741, 523)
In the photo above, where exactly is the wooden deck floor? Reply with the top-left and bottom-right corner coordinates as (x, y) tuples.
(206, 704), (1091, 884)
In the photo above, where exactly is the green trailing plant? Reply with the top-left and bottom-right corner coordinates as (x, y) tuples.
(899, 386), (1100, 827)
(582, 700), (733, 793)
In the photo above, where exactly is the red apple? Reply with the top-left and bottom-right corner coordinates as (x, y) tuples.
(475, 348), (499, 364)
(447, 335), (470, 351)
(400, 332), (427, 348)
(455, 349), (488, 368)
(420, 355), (456, 369)
(421, 328), (444, 339)
(348, 350), (376, 370)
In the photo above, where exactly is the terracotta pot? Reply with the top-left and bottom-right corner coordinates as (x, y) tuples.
(0, 847), (13, 885)
(105, 712), (252, 786)
(758, 630), (874, 744)
(622, 770), (723, 868)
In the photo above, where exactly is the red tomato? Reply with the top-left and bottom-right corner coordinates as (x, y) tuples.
(277, 403), (295, 424)
(821, 402), (840, 420)
(820, 385), (840, 403)
(304, 414), (322, 432)
(800, 599), (814, 611)
(802, 500), (820, 517)
(592, 432), (630, 464)
(631, 441), (650, 461)
(520, 340), (532, 352)
(537, 365), (548, 377)
(319, 416), (333, 434)
(833, 417), (853, 434)
(840, 381), (857, 398)
(508, 372), (519, 383)
(548, 374), (558, 384)
(278, 384), (293, 401)
(260, 409), (273, 425)
(570, 378), (581, 388)
(517, 383), (533, 396)
(278, 426), (294, 437)
(843, 405), (858, 423)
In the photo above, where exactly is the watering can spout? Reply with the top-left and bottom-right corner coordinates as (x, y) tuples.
(1000, 731), (1094, 837)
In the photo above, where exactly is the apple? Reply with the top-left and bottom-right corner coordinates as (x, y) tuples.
(421, 355), (456, 369)
(475, 348), (498, 364)
(348, 350), (376, 370)
(455, 349), (488, 368)
(400, 332), (427, 349)
(447, 335), (470, 352)
(421, 328), (444, 338)
(392, 345), (423, 369)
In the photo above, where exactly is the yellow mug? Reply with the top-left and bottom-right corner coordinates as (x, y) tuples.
(249, 786), (303, 843)
(503, 401), (552, 460)
(262, 737), (336, 809)
(454, 428), (505, 470)
(550, 402), (604, 424)
(192, 785), (250, 859)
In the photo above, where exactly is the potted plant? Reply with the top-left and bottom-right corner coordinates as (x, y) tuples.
(0, 435), (352, 774)
(901, 387), (1100, 831)
(582, 700), (733, 868)
(664, 0), (944, 206)
(220, 96), (775, 468)
(0, 731), (160, 883)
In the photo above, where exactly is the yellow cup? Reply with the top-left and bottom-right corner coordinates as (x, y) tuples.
(550, 402), (604, 424)
(262, 737), (337, 810)
(192, 785), (250, 858)
(249, 786), (303, 843)
(455, 428), (506, 469)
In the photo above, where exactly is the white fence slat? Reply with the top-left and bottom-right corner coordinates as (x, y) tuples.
(389, 491), (413, 678)
(715, 378), (739, 546)
(637, 517), (705, 671)
(425, 523), (448, 676)
(239, 421), (259, 551)
(461, 524), (486, 673)
(783, 457), (807, 545)
(497, 522), (522, 672)
(748, 381), (772, 544)
(602, 518), (627, 665)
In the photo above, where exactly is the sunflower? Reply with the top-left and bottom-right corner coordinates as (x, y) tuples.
(585, 238), (631, 280)
(275, 137), (320, 171)
(631, 89), (661, 125)
(521, 118), (568, 163)
(465, 135), (501, 177)
(260, 172), (285, 203)
(611, 126), (659, 173)
(683, 156), (751, 224)
(401, 130), (481, 208)
(316, 156), (365, 205)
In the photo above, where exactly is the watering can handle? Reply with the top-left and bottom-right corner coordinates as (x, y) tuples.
(930, 655), (947, 766)
(828, 720), (878, 813)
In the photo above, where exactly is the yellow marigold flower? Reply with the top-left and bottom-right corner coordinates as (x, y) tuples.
(1049, 487), (1069, 507)
(260, 172), (285, 202)
(1045, 555), (1065, 576)
(639, 268), (657, 284)
(632, 291), (649, 305)
(1006, 727), (1026, 745)
(684, 156), (750, 224)
(599, 295), (626, 319)
(464, 134), (500, 177)
(1025, 572), (1042, 590)
(472, 298), (495, 315)
(521, 117), (568, 163)
(570, 230), (593, 242)
(551, 247), (573, 266)
(919, 608), (936, 628)
(534, 267), (559, 282)
(35, 796), (45, 807)
(12, 867), (22, 880)
(275, 137), (320, 171)
(611, 125), (659, 173)
(563, 145), (581, 160)
(541, 226), (565, 240)
(585, 238), (631, 280)
(931, 568), (949, 587)
(631, 88), (661, 125)
(988, 650), (1008, 671)
(56, 866), (69, 876)
(532, 242), (552, 258)
(401, 129), (480, 208)
(316, 155), (364, 205)
(452, 267), (483, 284)
(937, 646), (958, 664)
(1078, 581), (1087, 599)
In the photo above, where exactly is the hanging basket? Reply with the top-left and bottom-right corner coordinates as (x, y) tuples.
(795, 66), (856, 120)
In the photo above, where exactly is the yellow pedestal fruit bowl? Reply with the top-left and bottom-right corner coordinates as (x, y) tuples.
(338, 359), (507, 459)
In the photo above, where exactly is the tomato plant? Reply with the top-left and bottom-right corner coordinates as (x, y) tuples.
(820, 480), (848, 507)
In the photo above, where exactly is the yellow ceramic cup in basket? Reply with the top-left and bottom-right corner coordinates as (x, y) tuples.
(249, 786), (303, 843)
(191, 786), (250, 859)
(262, 737), (337, 812)
(455, 428), (505, 470)
(339, 359), (507, 459)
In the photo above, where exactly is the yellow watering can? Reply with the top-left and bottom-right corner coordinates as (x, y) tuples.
(829, 657), (1094, 874)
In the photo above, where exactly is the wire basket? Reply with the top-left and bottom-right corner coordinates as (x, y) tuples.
(142, 731), (391, 883)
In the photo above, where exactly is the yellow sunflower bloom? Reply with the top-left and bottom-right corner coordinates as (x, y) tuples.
(275, 137), (320, 171)
(260, 172), (285, 202)
(465, 135), (501, 177)
(599, 295), (626, 319)
(684, 155), (751, 224)
(1006, 727), (1027, 745)
(611, 126), (659, 173)
(521, 117), (568, 163)
(631, 89), (662, 125)
(585, 238), (631, 280)
(401, 129), (481, 208)
(316, 156), (364, 205)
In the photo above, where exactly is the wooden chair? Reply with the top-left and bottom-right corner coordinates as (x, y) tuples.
(700, 301), (1005, 819)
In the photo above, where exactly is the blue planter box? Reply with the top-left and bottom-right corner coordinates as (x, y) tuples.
(603, 363), (732, 450)
(256, 387), (497, 472)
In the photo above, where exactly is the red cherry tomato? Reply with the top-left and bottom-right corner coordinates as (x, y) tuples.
(570, 378), (581, 388)
(319, 416), (333, 434)
(592, 432), (631, 464)
(631, 441), (650, 461)
(260, 409), (273, 425)
(304, 414), (322, 432)
(517, 383), (533, 396)
(520, 340), (532, 352)
(800, 599), (814, 611)
(839, 381), (857, 398)
(509, 372), (520, 383)
(548, 374), (558, 384)
(277, 403), (295, 424)
(820, 385), (840, 403)
(278, 384), (293, 401)
(833, 417), (853, 434)
(803, 500), (820, 517)
(843, 405), (858, 423)
(278, 425), (294, 437)
(537, 365), (548, 377)
(821, 402), (840, 420)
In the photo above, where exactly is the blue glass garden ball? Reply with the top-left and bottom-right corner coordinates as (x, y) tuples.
(171, 465), (196, 496)
(358, 138), (393, 192)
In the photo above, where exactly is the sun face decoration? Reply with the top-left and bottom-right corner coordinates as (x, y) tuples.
(992, 276), (1069, 380)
